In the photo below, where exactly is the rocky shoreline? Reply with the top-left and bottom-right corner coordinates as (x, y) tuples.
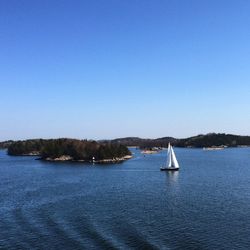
(43, 154), (133, 163)
(141, 150), (159, 154)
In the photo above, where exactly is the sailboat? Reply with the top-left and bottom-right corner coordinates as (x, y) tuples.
(160, 143), (180, 171)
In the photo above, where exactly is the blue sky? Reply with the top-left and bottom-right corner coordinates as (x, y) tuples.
(1, 0), (250, 140)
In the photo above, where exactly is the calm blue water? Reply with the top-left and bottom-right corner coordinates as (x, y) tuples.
(1, 147), (250, 249)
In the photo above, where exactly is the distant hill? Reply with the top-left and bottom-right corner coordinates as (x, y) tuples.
(175, 133), (250, 148)
(107, 137), (143, 145)
(109, 137), (177, 148)
(109, 133), (250, 148)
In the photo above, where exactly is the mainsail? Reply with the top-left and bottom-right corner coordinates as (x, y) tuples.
(170, 146), (179, 169)
(167, 145), (179, 169)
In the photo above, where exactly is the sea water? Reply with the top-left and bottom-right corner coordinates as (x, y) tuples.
(0, 147), (250, 249)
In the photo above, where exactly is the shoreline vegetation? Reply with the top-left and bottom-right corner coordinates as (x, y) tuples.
(7, 139), (132, 164)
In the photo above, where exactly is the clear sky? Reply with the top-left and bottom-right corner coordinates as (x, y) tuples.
(1, 0), (250, 140)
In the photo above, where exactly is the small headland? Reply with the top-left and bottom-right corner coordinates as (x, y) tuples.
(141, 147), (162, 154)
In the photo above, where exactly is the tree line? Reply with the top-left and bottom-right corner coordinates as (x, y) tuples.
(8, 139), (131, 160)
(109, 133), (250, 148)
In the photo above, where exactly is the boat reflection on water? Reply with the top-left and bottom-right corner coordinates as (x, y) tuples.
(165, 171), (179, 187)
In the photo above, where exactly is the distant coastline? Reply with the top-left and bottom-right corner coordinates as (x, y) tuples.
(106, 133), (250, 148)
(1, 134), (250, 158)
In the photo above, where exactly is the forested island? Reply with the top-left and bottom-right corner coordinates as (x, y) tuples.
(7, 139), (132, 163)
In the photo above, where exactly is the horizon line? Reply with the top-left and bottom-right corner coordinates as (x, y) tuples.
(1, 132), (250, 142)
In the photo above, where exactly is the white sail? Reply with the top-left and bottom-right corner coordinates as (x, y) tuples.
(167, 145), (172, 167)
(161, 143), (180, 170)
(170, 146), (179, 169)
(167, 142), (171, 154)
